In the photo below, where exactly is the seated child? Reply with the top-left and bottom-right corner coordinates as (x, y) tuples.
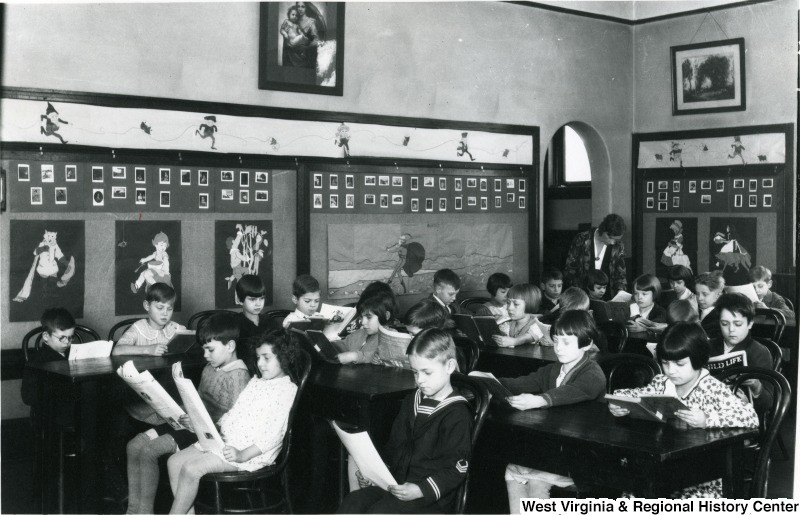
(235, 274), (280, 347)
(339, 329), (472, 514)
(628, 273), (667, 330)
(666, 299), (699, 324)
(113, 282), (186, 356)
(282, 274), (321, 328)
(493, 284), (544, 347)
(750, 265), (795, 322)
(538, 286), (589, 325)
(167, 331), (301, 513)
(539, 269), (563, 315)
(21, 308), (79, 428)
(342, 281), (399, 336)
(696, 271), (725, 340)
(668, 265), (698, 311)
(584, 269), (609, 301)
(609, 322), (758, 498)
(430, 268), (461, 315)
(337, 294), (394, 364)
(126, 313), (250, 515)
(709, 293), (774, 413)
(501, 311), (606, 508)
(477, 272), (512, 318)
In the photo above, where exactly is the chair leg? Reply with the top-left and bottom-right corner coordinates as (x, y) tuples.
(58, 431), (65, 514)
(283, 469), (294, 514)
(776, 433), (790, 460)
(214, 481), (223, 514)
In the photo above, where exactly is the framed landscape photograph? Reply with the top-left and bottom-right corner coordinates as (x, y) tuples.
(259, 2), (345, 96)
(671, 38), (745, 115)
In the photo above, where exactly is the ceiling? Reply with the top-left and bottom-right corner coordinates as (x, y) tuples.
(529, 0), (763, 22)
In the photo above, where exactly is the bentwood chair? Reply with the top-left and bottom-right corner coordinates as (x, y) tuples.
(717, 367), (791, 498)
(595, 352), (661, 393)
(595, 320), (628, 354)
(107, 317), (147, 342)
(752, 308), (787, 346)
(263, 309), (292, 328)
(187, 309), (236, 331)
(196, 349), (312, 513)
(449, 373), (491, 514)
(459, 297), (491, 315)
(453, 335), (481, 374)
(22, 324), (102, 361)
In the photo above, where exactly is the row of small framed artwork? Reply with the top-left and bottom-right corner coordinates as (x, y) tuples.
(17, 163), (269, 187)
(312, 193), (526, 211)
(645, 194), (773, 210)
(28, 187), (269, 208)
(646, 178), (773, 194)
(313, 173), (526, 193)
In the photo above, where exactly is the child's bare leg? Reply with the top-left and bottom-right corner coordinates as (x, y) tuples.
(168, 447), (235, 514)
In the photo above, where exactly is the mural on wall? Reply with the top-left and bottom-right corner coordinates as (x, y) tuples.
(637, 133), (785, 168)
(9, 220), (85, 321)
(327, 223), (513, 299)
(215, 221), (273, 308)
(115, 221), (182, 316)
(709, 217), (756, 286)
(1, 99), (533, 165)
(655, 218), (697, 282)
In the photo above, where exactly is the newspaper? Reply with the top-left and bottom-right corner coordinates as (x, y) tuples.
(375, 325), (413, 368)
(116, 360), (185, 430)
(725, 283), (760, 304)
(331, 420), (397, 491)
(172, 362), (225, 453)
(611, 290), (633, 303)
(68, 340), (114, 360)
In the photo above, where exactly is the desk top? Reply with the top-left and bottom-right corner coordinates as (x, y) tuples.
(491, 400), (756, 462)
(308, 363), (416, 401)
(481, 343), (557, 362)
(25, 354), (207, 383)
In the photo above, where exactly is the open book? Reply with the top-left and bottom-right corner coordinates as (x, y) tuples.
(69, 340), (114, 360)
(376, 325), (413, 367)
(725, 283), (760, 304)
(172, 362), (225, 453)
(468, 371), (514, 406)
(706, 350), (748, 377)
(590, 299), (631, 325)
(116, 360), (186, 430)
(318, 303), (358, 341)
(165, 329), (197, 356)
(604, 393), (690, 423)
(291, 328), (342, 364)
(331, 420), (397, 491)
(452, 314), (507, 346)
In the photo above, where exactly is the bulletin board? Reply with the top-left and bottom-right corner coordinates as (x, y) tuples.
(632, 124), (794, 285)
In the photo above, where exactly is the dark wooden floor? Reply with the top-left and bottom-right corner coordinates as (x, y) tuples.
(2, 410), (795, 514)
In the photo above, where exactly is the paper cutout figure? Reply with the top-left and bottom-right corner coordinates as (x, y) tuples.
(457, 132), (475, 161)
(385, 233), (426, 294)
(140, 122), (152, 134)
(40, 103), (69, 144)
(668, 141), (682, 166)
(728, 136), (746, 164)
(224, 224), (270, 297)
(712, 222), (753, 286)
(335, 122), (350, 157)
(131, 231), (172, 293)
(13, 230), (75, 302)
(195, 115), (218, 150)
(660, 220), (691, 271)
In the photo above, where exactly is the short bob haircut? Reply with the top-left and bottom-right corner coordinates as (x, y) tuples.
(507, 284), (542, 314)
(597, 214), (626, 238)
(406, 328), (456, 363)
(666, 299), (699, 324)
(540, 268), (564, 284)
(550, 310), (598, 349)
(486, 272), (513, 297)
(656, 322), (710, 370)
(359, 294), (394, 325)
(433, 268), (461, 290)
(633, 274), (662, 301)
(252, 330), (304, 384)
(668, 265), (695, 292)
(146, 282), (176, 303)
(292, 274), (320, 297)
(559, 287), (590, 311)
(41, 307), (76, 335)
(198, 312), (241, 347)
(715, 292), (756, 322)
(404, 299), (449, 330)
(584, 269), (609, 289)
(236, 274), (266, 303)
(357, 282), (398, 321)
(748, 265), (772, 283)
(695, 271), (725, 292)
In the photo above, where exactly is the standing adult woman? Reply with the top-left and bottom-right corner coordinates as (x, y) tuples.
(563, 214), (628, 300)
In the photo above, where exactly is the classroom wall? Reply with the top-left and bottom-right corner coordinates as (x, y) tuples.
(631, 0), (797, 264)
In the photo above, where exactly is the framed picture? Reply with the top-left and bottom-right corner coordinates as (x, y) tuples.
(494, 179), (502, 191)
(221, 170), (234, 182)
(135, 188), (147, 205)
(240, 190), (250, 204)
(111, 166), (126, 180)
(700, 195), (711, 204)
(55, 187), (67, 205)
(410, 198), (419, 212)
(92, 166), (104, 182)
(199, 193), (210, 209)
(181, 169), (192, 185)
(672, 181), (680, 193)
(256, 190), (269, 201)
(748, 195), (757, 207)
(518, 196), (526, 209)
(134, 167), (146, 184)
(392, 176), (402, 187)
(30, 187), (42, 205)
(506, 192), (515, 203)
(240, 171), (250, 187)
(221, 189), (234, 200)
(329, 194), (338, 208)
(438, 198), (446, 211)
(425, 198), (433, 212)
(716, 180), (725, 192)
(41, 165), (55, 183)
(255, 171), (269, 183)
(479, 179), (487, 191)
(346, 175), (354, 189)
(258, 2), (345, 96)
(112, 186), (126, 199)
(379, 176), (390, 186)
(345, 194), (354, 208)
(762, 178), (773, 188)
(763, 194), (772, 207)
(423, 177), (434, 188)
(734, 194), (742, 208)
(18, 164), (30, 181)
(364, 176), (376, 186)
(198, 170), (209, 186)
(392, 194), (403, 205)
(379, 195), (388, 208)
(494, 196), (502, 208)
(646, 181), (654, 193)
(159, 168), (170, 185)
(439, 177), (447, 191)
(671, 38), (746, 115)
(313, 193), (322, 208)
(160, 191), (171, 208)
(364, 194), (375, 205)
(733, 179), (744, 189)
(688, 181), (697, 193)
(455, 197), (462, 210)
(454, 178), (462, 191)
(92, 188), (104, 206)
(330, 174), (339, 189)
(65, 165), (77, 182)
(411, 177), (419, 191)
(646, 197), (654, 209)
(466, 178), (477, 189)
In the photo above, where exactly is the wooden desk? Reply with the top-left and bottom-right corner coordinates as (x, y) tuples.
(477, 344), (557, 376)
(485, 400), (757, 498)
(27, 354), (206, 513)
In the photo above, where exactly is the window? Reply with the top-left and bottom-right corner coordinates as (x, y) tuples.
(545, 124), (591, 198)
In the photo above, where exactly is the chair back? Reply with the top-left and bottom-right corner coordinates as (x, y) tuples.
(752, 337), (783, 372)
(783, 296), (794, 313)
(716, 366), (791, 498)
(187, 309), (236, 331)
(595, 353), (661, 393)
(107, 317), (147, 342)
(596, 320), (628, 353)
(753, 308), (786, 344)
(459, 297), (490, 315)
(453, 335), (480, 373)
(22, 324), (102, 362)
(271, 348), (313, 474)
(658, 289), (678, 309)
(263, 309), (292, 328)
(450, 373), (490, 514)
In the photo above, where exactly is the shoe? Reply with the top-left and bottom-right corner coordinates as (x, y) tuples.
(130, 282), (138, 293)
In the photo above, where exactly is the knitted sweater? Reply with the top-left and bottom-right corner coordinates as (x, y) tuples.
(499, 354), (606, 407)
(198, 359), (251, 422)
(337, 328), (379, 363)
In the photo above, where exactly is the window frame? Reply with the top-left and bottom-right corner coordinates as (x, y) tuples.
(545, 125), (592, 199)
